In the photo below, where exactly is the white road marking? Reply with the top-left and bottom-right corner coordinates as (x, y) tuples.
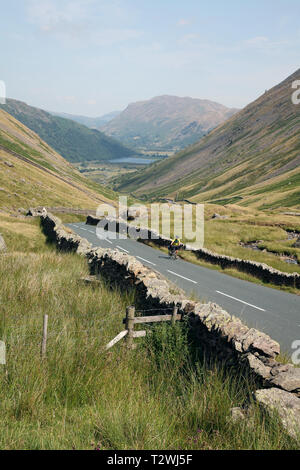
(215, 290), (266, 312)
(94, 232), (113, 244)
(117, 245), (130, 253)
(137, 256), (156, 266)
(167, 270), (197, 284)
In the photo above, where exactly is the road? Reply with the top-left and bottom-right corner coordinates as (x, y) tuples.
(67, 222), (300, 355)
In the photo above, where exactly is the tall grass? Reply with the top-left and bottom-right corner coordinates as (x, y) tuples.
(0, 217), (297, 449)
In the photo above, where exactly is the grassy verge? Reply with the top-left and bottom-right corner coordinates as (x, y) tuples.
(131, 203), (300, 275)
(146, 243), (299, 296)
(0, 215), (297, 449)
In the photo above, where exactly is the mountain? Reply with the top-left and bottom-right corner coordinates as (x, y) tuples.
(116, 69), (300, 211)
(49, 110), (121, 129)
(0, 108), (117, 211)
(0, 99), (133, 163)
(101, 95), (238, 152)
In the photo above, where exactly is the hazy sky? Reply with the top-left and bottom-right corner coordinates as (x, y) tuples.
(1, 0), (299, 115)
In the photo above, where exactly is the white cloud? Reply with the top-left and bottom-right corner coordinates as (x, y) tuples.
(27, 0), (92, 37)
(26, 0), (141, 45)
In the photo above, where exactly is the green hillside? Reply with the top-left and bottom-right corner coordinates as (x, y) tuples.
(0, 108), (117, 212)
(116, 70), (300, 211)
(0, 99), (134, 164)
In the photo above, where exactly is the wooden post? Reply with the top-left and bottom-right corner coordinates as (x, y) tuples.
(125, 306), (135, 349)
(172, 306), (178, 326)
(41, 314), (48, 358)
(105, 330), (128, 350)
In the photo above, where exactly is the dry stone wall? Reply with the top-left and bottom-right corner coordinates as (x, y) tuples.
(85, 215), (300, 289)
(42, 211), (300, 439)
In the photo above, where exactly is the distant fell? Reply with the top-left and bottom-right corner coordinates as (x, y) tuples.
(102, 95), (238, 153)
(49, 110), (121, 129)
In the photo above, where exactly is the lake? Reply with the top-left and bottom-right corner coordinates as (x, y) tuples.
(110, 157), (158, 165)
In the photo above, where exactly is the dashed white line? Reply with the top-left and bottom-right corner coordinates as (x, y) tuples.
(167, 270), (197, 284)
(117, 245), (130, 253)
(94, 232), (113, 244)
(215, 290), (266, 312)
(137, 256), (156, 266)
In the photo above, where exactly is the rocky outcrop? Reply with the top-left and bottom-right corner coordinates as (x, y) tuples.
(0, 234), (6, 253)
(85, 216), (300, 289)
(42, 211), (300, 439)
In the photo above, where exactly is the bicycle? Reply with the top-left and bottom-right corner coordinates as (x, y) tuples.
(168, 247), (179, 260)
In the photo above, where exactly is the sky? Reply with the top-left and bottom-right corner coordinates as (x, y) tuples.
(1, 0), (300, 116)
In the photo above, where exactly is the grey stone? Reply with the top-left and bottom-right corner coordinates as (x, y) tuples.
(27, 207), (44, 217)
(230, 407), (247, 423)
(255, 388), (300, 440)
(240, 328), (280, 358)
(269, 366), (300, 395)
(245, 353), (272, 380)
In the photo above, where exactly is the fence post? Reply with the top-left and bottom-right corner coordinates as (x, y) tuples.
(172, 306), (178, 326)
(41, 314), (48, 358)
(126, 306), (135, 349)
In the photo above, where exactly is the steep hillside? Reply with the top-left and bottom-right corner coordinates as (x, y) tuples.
(0, 109), (117, 212)
(0, 99), (134, 164)
(49, 110), (121, 129)
(102, 95), (238, 152)
(117, 70), (300, 210)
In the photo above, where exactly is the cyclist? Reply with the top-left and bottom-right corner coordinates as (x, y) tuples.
(169, 236), (182, 258)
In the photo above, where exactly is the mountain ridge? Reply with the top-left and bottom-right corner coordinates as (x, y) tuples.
(48, 110), (121, 129)
(101, 94), (238, 152)
(116, 69), (300, 210)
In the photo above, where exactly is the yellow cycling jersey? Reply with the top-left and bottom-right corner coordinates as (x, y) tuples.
(171, 239), (181, 246)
